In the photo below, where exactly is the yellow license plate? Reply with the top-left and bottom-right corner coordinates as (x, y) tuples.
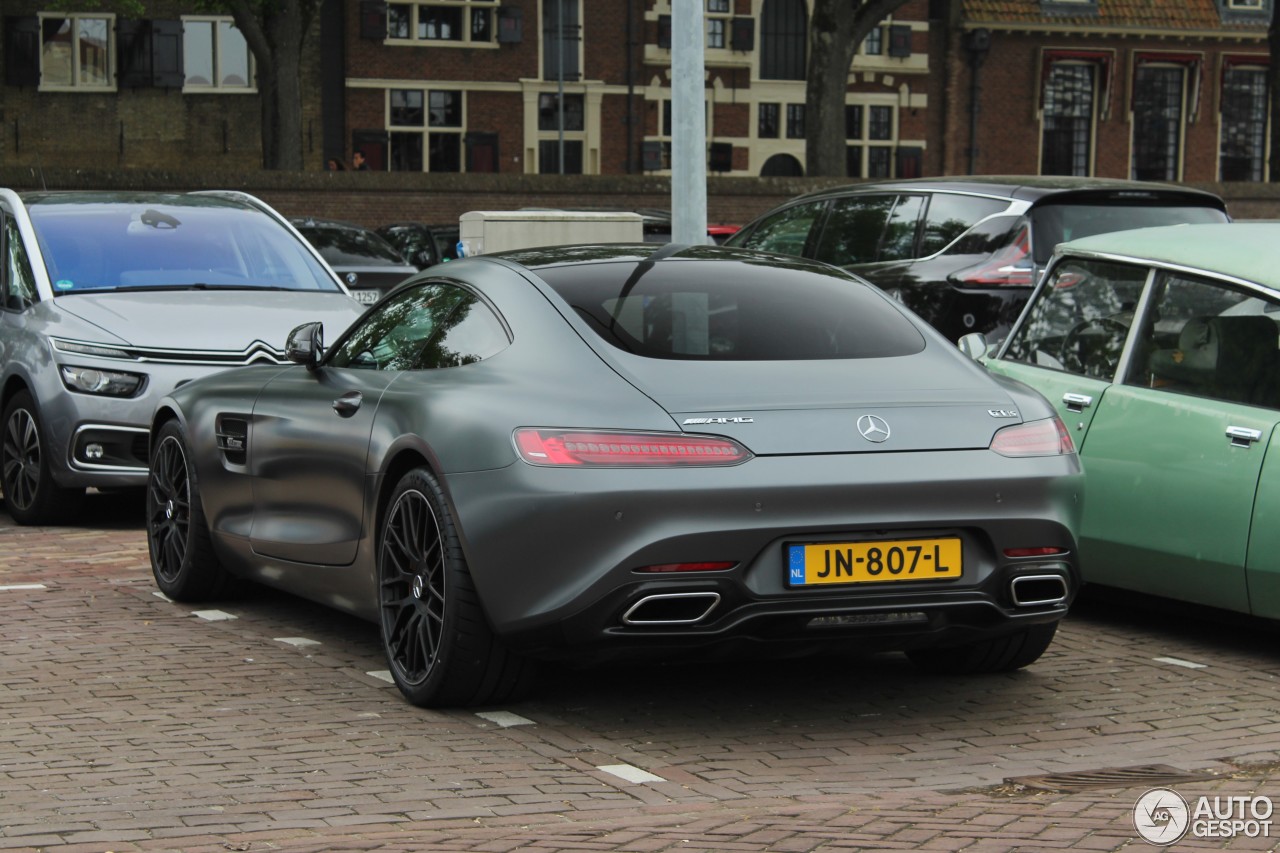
(786, 538), (962, 586)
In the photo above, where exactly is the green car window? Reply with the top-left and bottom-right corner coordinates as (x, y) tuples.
(1002, 258), (1149, 379)
(1128, 272), (1280, 408)
(737, 202), (823, 257)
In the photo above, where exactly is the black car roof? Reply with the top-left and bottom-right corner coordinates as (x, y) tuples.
(787, 175), (1226, 209)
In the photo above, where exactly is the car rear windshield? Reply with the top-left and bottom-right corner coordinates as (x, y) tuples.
(537, 255), (926, 360)
(1030, 201), (1228, 266)
(29, 200), (342, 294)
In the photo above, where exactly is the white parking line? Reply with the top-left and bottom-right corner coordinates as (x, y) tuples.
(192, 610), (238, 622)
(274, 637), (321, 647)
(597, 764), (666, 784)
(152, 591), (173, 601)
(1154, 656), (1207, 670)
(367, 670), (395, 684)
(0, 583), (47, 591)
(475, 710), (535, 728)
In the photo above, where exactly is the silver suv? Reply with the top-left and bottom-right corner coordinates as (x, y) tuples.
(0, 190), (366, 525)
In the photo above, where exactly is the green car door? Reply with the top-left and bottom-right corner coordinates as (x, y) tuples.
(991, 255), (1280, 615)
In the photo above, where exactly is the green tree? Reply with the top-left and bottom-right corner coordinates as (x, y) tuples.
(805, 0), (917, 177)
(55, 0), (321, 170)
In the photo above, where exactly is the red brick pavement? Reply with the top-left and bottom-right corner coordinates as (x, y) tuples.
(3, 498), (1280, 852)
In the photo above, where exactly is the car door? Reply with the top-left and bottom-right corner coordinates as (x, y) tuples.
(810, 193), (925, 290)
(1067, 268), (1278, 613)
(247, 282), (466, 565)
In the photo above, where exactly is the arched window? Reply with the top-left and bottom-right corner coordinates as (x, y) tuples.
(760, 153), (803, 176)
(760, 0), (806, 80)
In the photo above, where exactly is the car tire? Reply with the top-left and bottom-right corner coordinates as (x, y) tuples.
(1, 390), (85, 525)
(906, 621), (1058, 675)
(146, 419), (229, 601)
(378, 467), (535, 708)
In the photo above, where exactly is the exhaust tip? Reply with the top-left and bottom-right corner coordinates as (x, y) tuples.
(622, 592), (721, 625)
(1010, 574), (1069, 607)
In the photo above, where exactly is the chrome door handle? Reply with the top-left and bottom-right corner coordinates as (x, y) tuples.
(1062, 393), (1093, 412)
(1226, 425), (1263, 448)
(333, 391), (363, 417)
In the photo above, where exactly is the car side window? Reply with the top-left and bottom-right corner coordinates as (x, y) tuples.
(811, 194), (896, 266)
(919, 195), (1010, 257)
(1126, 272), (1280, 408)
(737, 202), (824, 257)
(2, 215), (38, 311)
(1001, 259), (1149, 379)
(327, 282), (508, 371)
(877, 194), (926, 262)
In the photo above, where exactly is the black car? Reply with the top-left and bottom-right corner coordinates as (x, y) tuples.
(377, 222), (460, 270)
(724, 177), (1230, 341)
(291, 217), (419, 305)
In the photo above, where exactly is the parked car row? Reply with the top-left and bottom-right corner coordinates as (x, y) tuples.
(1, 179), (1267, 711)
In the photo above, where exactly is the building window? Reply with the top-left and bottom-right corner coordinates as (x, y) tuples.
(759, 103), (780, 138)
(863, 27), (883, 56)
(845, 103), (896, 178)
(707, 0), (731, 49)
(1132, 65), (1186, 181)
(786, 104), (805, 138)
(1041, 63), (1095, 176)
(760, 0), (806, 80)
(1221, 66), (1268, 181)
(387, 88), (464, 172)
(1227, 0), (1264, 8)
(385, 1), (496, 46)
(39, 14), (112, 89)
(542, 0), (581, 81)
(539, 93), (584, 132)
(183, 18), (252, 89)
(539, 140), (583, 174)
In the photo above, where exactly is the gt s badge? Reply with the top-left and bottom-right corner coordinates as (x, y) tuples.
(683, 417), (754, 425)
(988, 409), (1019, 418)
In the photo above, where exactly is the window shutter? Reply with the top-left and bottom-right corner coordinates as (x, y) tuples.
(657, 15), (671, 49)
(888, 25), (912, 58)
(5, 16), (41, 87)
(730, 17), (754, 51)
(497, 7), (522, 43)
(709, 142), (733, 172)
(360, 1), (388, 40)
(150, 20), (184, 88)
(116, 19), (151, 88)
(641, 140), (664, 171)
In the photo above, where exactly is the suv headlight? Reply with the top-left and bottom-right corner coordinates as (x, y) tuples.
(59, 365), (146, 397)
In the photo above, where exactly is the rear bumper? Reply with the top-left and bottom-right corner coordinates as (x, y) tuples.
(446, 449), (1082, 658)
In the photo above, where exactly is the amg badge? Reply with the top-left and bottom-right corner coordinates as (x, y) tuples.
(682, 417), (754, 425)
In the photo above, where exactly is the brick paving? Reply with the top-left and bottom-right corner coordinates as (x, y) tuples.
(3, 494), (1280, 851)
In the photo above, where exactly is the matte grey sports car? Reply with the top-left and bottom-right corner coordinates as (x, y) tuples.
(147, 244), (1084, 708)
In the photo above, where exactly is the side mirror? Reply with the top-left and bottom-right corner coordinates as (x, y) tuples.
(286, 322), (324, 370)
(957, 332), (989, 362)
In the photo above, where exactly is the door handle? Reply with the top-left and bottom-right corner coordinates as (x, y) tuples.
(1226, 425), (1263, 448)
(332, 391), (363, 417)
(1062, 393), (1093, 413)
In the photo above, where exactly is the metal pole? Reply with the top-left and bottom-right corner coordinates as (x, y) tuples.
(671, 0), (707, 244)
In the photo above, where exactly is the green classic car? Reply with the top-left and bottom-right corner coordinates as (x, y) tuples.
(974, 222), (1280, 618)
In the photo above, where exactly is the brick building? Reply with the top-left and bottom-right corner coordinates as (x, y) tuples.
(940, 0), (1271, 181)
(0, 0), (1272, 182)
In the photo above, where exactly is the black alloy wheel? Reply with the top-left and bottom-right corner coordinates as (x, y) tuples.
(378, 468), (533, 707)
(146, 420), (227, 600)
(1, 391), (84, 525)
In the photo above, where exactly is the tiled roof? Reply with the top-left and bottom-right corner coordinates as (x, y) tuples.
(963, 0), (1267, 31)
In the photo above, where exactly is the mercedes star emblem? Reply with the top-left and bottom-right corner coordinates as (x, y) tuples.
(857, 414), (891, 443)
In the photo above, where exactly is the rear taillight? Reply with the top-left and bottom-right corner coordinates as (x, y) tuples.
(953, 224), (1034, 287)
(515, 429), (752, 467)
(989, 418), (1075, 457)
(634, 561), (737, 573)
